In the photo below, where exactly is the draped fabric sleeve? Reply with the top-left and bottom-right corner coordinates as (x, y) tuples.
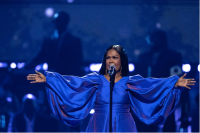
(44, 71), (102, 126)
(126, 75), (184, 125)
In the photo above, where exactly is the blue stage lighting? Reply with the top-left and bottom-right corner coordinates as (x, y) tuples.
(67, 0), (74, 3)
(0, 62), (8, 68)
(129, 63), (135, 72)
(182, 64), (191, 72)
(43, 63), (48, 71)
(90, 109), (95, 114)
(17, 62), (25, 69)
(10, 62), (16, 69)
(45, 8), (54, 17)
(35, 64), (41, 71)
(89, 63), (102, 72)
(6, 97), (12, 102)
(27, 94), (35, 99)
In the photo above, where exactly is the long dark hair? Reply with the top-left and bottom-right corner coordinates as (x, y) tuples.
(99, 45), (129, 76)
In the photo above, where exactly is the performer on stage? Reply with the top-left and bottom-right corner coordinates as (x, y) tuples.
(27, 45), (195, 132)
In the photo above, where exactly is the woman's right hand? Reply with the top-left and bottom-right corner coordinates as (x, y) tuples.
(27, 70), (46, 83)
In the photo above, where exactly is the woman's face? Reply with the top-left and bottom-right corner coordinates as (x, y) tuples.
(106, 49), (121, 73)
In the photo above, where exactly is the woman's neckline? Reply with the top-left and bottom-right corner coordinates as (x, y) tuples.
(102, 74), (124, 83)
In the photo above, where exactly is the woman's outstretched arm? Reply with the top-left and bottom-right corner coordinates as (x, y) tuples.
(175, 73), (196, 89)
(27, 70), (46, 83)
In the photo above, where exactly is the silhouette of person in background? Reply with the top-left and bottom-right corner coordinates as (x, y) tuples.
(137, 29), (182, 78)
(135, 29), (188, 132)
(25, 11), (83, 76)
(0, 74), (20, 132)
(9, 94), (56, 132)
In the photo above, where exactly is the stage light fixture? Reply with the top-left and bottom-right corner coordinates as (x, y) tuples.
(45, 8), (54, 17)
(129, 63), (135, 72)
(17, 62), (25, 69)
(182, 64), (191, 72)
(0, 62), (8, 68)
(35, 65), (41, 71)
(67, 0), (74, 3)
(6, 97), (12, 102)
(43, 63), (48, 71)
(89, 63), (102, 72)
(10, 62), (16, 69)
(27, 94), (34, 99)
(90, 109), (95, 114)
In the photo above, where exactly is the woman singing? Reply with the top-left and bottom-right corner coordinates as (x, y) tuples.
(27, 45), (195, 132)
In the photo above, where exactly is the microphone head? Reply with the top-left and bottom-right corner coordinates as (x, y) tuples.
(110, 64), (115, 69)
(108, 64), (115, 76)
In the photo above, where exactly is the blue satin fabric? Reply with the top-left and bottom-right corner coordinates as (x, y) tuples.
(95, 104), (130, 113)
(45, 71), (182, 132)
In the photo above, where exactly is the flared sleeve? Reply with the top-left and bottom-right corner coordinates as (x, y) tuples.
(126, 75), (184, 125)
(44, 71), (102, 126)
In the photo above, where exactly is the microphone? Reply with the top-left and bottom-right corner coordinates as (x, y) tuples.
(108, 64), (115, 76)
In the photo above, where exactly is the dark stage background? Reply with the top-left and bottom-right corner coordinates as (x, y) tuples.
(0, 0), (199, 132)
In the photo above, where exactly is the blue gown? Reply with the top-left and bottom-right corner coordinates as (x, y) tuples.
(44, 71), (183, 132)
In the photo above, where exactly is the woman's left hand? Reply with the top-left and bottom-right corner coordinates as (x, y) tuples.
(175, 73), (196, 89)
